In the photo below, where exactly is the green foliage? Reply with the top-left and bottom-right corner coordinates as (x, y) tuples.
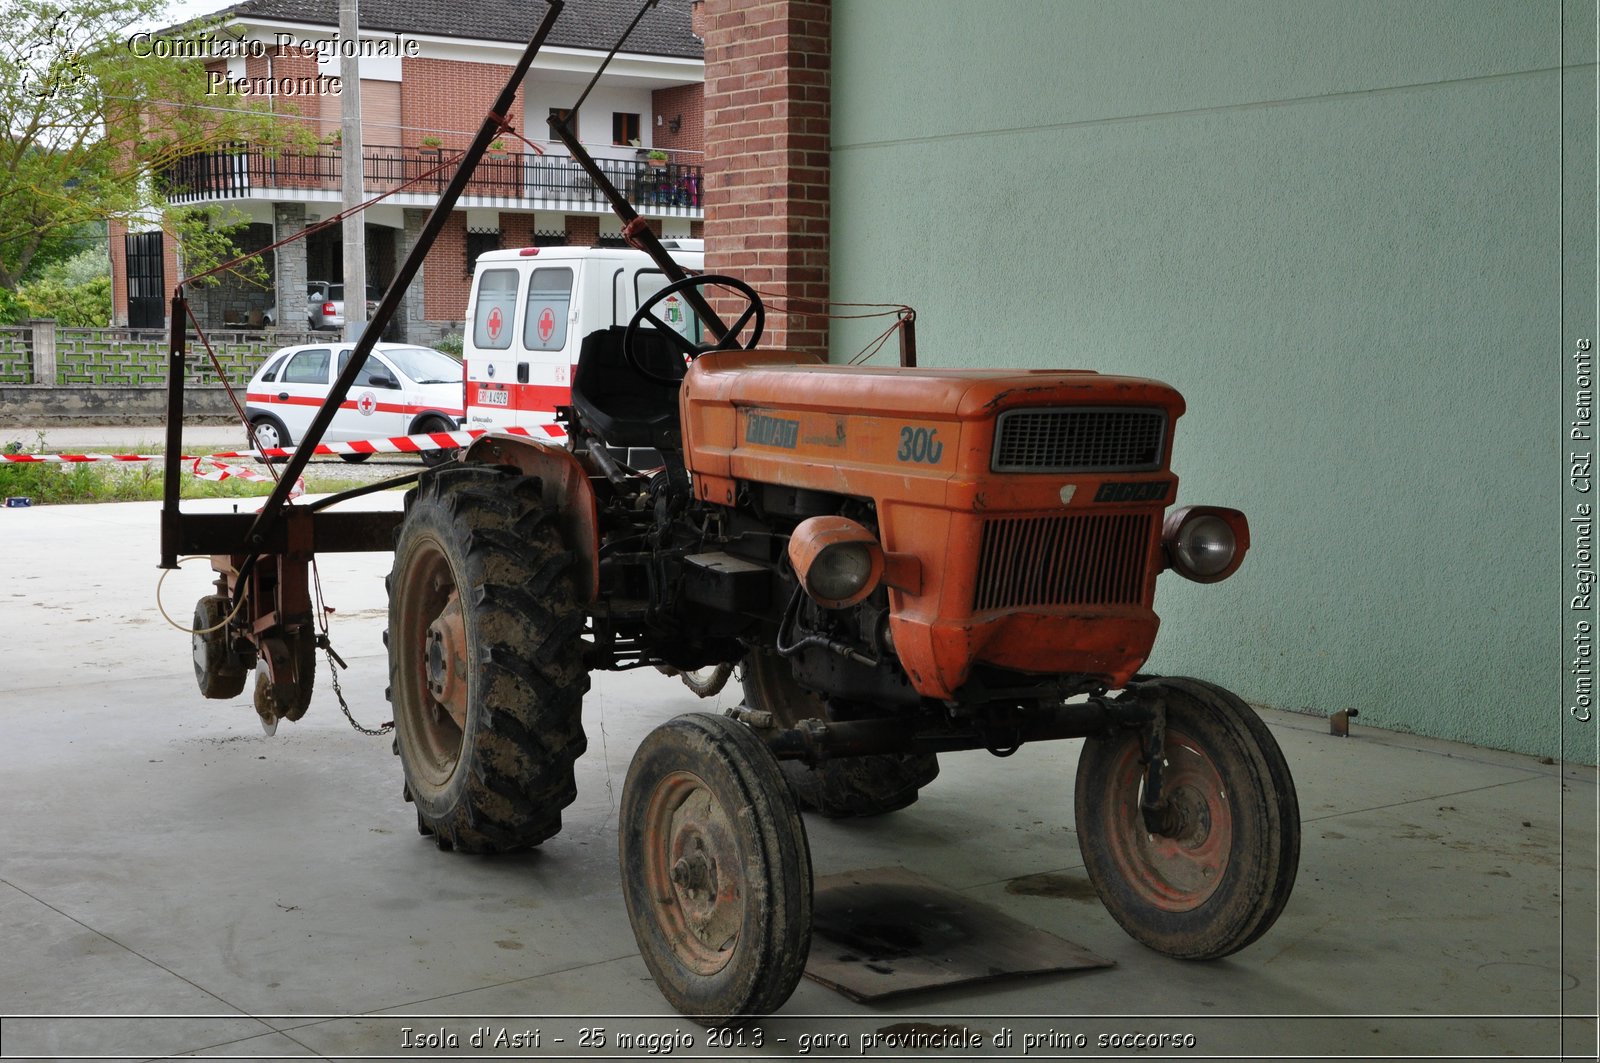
(0, 247), (113, 324)
(0, 286), (26, 324)
(0, 0), (300, 290)
(15, 274), (112, 325)
(168, 206), (270, 289)
(433, 332), (464, 357)
(41, 245), (109, 287)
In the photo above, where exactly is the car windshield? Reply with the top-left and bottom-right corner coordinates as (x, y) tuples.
(385, 346), (461, 384)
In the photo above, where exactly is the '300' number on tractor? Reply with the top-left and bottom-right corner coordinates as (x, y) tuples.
(898, 426), (943, 464)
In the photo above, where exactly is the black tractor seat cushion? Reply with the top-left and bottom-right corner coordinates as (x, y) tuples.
(569, 326), (684, 451)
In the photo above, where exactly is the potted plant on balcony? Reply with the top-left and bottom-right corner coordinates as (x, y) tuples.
(646, 148), (668, 169)
(420, 135), (442, 158)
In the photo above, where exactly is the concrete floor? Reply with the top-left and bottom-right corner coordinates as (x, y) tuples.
(0, 495), (1595, 1062)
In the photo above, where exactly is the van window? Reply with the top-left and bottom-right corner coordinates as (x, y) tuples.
(281, 348), (331, 384)
(473, 268), (518, 350)
(635, 270), (701, 345)
(523, 267), (574, 351)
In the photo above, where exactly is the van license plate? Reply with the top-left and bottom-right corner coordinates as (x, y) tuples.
(479, 389), (510, 406)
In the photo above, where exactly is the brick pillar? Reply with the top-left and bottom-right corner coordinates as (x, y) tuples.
(109, 220), (129, 327)
(702, 0), (830, 358)
(273, 203), (308, 330)
(399, 208), (429, 340)
(565, 215), (599, 246)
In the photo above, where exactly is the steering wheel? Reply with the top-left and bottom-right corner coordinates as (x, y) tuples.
(622, 273), (766, 386)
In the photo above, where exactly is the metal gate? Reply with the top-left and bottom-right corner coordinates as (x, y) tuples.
(125, 231), (164, 329)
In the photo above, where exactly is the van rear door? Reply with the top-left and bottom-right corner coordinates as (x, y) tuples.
(517, 264), (578, 422)
(465, 266), (521, 429)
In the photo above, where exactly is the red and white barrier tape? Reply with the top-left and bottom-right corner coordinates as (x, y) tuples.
(0, 423), (561, 466)
(0, 452), (160, 463)
(205, 423), (561, 461)
(189, 456), (305, 499)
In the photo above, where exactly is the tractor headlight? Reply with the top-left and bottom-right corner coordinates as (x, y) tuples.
(788, 516), (885, 609)
(1176, 515), (1236, 576)
(1163, 506), (1250, 583)
(809, 542), (876, 602)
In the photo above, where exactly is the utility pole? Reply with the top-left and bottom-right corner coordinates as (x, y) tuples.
(339, 0), (367, 341)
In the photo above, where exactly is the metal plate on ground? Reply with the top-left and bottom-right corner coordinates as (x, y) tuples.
(804, 866), (1114, 1002)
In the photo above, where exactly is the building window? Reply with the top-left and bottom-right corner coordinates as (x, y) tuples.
(612, 111), (640, 145)
(466, 227), (500, 276)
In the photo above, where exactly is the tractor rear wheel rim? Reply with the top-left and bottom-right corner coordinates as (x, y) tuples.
(1100, 729), (1232, 912)
(642, 770), (743, 976)
(424, 592), (468, 728)
(398, 536), (464, 784)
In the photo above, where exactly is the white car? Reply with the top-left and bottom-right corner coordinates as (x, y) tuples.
(244, 342), (465, 466)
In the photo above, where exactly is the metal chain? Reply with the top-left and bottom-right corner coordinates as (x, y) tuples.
(325, 643), (393, 737)
(308, 556), (393, 737)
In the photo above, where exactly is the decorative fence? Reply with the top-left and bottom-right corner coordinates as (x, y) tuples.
(0, 321), (320, 388)
(0, 327), (29, 384)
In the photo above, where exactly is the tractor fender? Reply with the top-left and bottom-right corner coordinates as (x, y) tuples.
(460, 433), (599, 603)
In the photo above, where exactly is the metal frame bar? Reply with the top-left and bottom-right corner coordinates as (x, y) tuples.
(160, 0), (568, 569)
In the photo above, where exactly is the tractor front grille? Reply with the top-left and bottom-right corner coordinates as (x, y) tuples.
(993, 408), (1166, 472)
(974, 513), (1155, 611)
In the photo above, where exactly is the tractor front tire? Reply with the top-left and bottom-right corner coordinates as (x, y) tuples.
(740, 649), (938, 818)
(387, 465), (589, 853)
(620, 713), (812, 1025)
(1074, 676), (1299, 959)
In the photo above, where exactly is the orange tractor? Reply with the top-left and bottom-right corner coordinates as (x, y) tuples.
(169, 0), (1297, 1026)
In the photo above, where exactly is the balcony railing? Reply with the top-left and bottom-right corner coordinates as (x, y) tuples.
(161, 143), (703, 213)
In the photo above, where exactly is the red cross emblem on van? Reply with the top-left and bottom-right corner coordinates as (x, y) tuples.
(356, 391), (377, 416)
(487, 306), (504, 340)
(538, 306), (555, 343)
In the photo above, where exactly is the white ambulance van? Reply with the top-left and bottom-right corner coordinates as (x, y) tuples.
(462, 241), (703, 433)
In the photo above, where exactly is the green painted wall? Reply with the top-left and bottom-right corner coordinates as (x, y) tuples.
(830, 1), (1595, 760)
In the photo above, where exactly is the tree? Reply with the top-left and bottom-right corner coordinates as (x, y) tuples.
(0, 0), (299, 290)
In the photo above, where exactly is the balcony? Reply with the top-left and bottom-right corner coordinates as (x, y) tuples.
(161, 143), (703, 217)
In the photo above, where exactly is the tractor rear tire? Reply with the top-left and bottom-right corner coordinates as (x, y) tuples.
(740, 649), (938, 818)
(387, 464), (589, 853)
(1074, 676), (1299, 959)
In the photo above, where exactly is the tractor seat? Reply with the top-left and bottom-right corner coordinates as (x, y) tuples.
(569, 326), (683, 451)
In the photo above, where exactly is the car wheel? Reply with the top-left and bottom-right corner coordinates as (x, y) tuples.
(416, 416), (457, 467)
(248, 416), (290, 463)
